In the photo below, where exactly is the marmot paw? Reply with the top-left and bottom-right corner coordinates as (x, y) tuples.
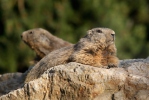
(107, 63), (118, 69)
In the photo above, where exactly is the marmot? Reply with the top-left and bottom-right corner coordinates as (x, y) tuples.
(21, 28), (72, 60)
(25, 27), (119, 82)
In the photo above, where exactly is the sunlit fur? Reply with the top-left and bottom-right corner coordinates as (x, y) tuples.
(25, 27), (119, 82)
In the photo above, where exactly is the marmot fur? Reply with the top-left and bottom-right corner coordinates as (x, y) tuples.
(25, 27), (119, 82)
(21, 28), (72, 60)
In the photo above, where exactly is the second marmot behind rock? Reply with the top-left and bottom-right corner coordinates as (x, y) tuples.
(21, 28), (72, 60)
(25, 27), (119, 82)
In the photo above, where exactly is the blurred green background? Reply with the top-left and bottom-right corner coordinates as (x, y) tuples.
(0, 0), (149, 73)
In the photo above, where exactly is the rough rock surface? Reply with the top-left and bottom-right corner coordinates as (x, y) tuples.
(0, 57), (149, 100)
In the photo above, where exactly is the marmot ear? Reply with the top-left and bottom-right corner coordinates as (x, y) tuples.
(87, 30), (93, 35)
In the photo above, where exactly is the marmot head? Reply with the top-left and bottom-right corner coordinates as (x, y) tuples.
(74, 27), (116, 51)
(21, 28), (53, 57)
(86, 27), (115, 46)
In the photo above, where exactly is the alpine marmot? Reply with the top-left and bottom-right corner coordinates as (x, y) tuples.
(21, 28), (72, 60)
(25, 27), (119, 82)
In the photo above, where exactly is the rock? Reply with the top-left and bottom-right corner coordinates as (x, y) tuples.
(0, 57), (149, 100)
(0, 73), (23, 96)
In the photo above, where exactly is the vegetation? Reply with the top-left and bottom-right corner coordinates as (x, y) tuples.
(0, 0), (149, 73)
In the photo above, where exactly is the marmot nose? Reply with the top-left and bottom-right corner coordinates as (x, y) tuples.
(111, 34), (114, 37)
(111, 34), (115, 40)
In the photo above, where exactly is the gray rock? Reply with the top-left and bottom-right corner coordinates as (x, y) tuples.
(0, 57), (149, 100)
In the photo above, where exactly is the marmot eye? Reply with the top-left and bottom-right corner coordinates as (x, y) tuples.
(29, 31), (33, 34)
(96, 29), (102, 33)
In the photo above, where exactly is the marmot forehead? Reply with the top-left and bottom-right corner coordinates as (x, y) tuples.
(28, 28), (45, 34)
(91, 27), (115, 34)
(25, 28), (52, 38)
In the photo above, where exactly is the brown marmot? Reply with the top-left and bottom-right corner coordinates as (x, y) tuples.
(25, 27), (119, 82)
(21, 28), (72, 60)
